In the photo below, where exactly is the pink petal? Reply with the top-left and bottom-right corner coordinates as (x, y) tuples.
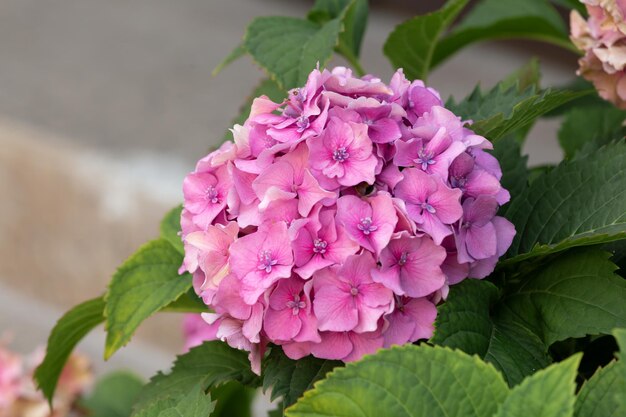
(310, 332), (353, 360)
(264, 306), (303, 342)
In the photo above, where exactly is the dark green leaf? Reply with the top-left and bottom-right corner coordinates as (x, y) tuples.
(104, 239), (192, 359)
(490, 135), (529, 207)
(132, 341), (260, 414)
(161, 288), (207, 313)
(81, 371), (144, 417)
(245, 16), (343, 89)
(34, 297), (105, 404)
(558, 106), (626, 159)
(383, 0), (468, 82)
(160, 205), (183, 255)
(286, 344), (509, 417)
(263, 348), (342, 407)
(309, 0), (368, 60)
(213, 43), (247, 77)
(504, 141), (626, 263)
(211, 381), (256, 417)
(493, 355), (580, 417)
(432, 0), (573, 69)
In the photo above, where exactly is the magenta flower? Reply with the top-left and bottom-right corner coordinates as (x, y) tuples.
(183, 163), (232, 229)
(395, 168), (463, 244)
(349, 97), (402, 143)
(455, 196), (500, 263)
(371, 233), (446, 298)
(313, 253), (393, 333)
(449, 152), (510, 205)
(383, 297), (437, 347)
(183, 314), (219, 352)
(394, 131), (466, 180)
(292, 207), (359, 279)
(310, 328), (384, 362)
(336, 193), (398, 256)
(264, 277), (320, 343)
(229, 222), (294, 304)
(307, 116), (379, 187)
(467, 216), (516, 279)
(252, 143), (336, 216)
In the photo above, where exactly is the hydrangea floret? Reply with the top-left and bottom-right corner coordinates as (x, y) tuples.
(180, 66), (515, 373)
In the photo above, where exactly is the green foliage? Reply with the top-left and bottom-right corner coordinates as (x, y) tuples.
(383, 0), (468, 82)
(135, 385), (215, 417)
(504, 141), (626, 263)
(490, 135), (529, 206)
(34, 297), (105, 404)
(81, 371), (144, 417)
(575, 361), (625, 417)
(433, 249), (626, 385)
(132, 341), (260, 414)
(447, 83), (587, 142)
(263, 348), (342, 407)
(210, 381), (256, 417)
(558, 106), (626, 160)
(104, 239), (192, 359)
(160, 205), (183, 255)
(432, 0), (573, 69)
(286, 344), (510, 417)
(493, 355), (580, 417)
(244, 16), (343, 89)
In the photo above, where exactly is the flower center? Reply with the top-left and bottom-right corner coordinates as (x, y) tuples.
(292, 88), (307, 104)
(257, 250), (278, 273)
(420, 201), (436, 214)
(357, 217), (378, 235)
(450, 175), (466, 189)
(286, 295), (306, 315)
(332, 147), (350, 162)
(398, 252), (409, 266)
(296, 115), (310, 132)
(313, 239), (328, 254)
(416, 149), (436, 171)
(350, 286), (359, 296)
(205, 186), (219, 204)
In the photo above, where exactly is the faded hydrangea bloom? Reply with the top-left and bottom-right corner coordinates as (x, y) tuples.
(571, 0), (626, 108)
(180, 66), (515, 372)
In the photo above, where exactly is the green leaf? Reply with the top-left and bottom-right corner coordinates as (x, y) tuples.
(575, 361), (626, 417)
(504, 141), (626, 263)
(161, 288), (207, 313)
(494, 355), (581, 417)
(210, 381), (256, 417)
(142, 384), (215, 417)
(558, 106), (626, 160)
(224, 78), (286, 142)
(213, 43), (247, 76)
(132, 341), (260, 414)
(286, 344), (509, 417)
(160, 205), (183, 255)
(81, 371), (144, 417)
(490, 134), (529, 206)
(383, 0), (468, 82)
(447, 83), (588, 142)
(104, 239), (192, 359)
(432, 0), (573, 69)
(309, 0), (367, 56)
(263, 348), (342, 407)
(34, 297), (105, 404)
(431, 279), (552, 386)
(245, 16), (343, 89)
(433, 249), (626, 385)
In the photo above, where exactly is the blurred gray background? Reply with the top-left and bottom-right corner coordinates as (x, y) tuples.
(0, 0), (576, 393)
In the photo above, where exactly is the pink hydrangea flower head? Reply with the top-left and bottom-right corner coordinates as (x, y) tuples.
(0, 346), (21, 408)
(395, 168), (463, 244)
(180, 65), (515, 369)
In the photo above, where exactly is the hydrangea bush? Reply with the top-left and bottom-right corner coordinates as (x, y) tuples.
(34, 0), (626, 416)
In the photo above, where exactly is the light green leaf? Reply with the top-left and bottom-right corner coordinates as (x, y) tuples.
(558, 106), (626, 160)
(432, 0), (573, 69)
(212, 43), (247, 77)
(160, 205), (183, 255)
(34, 297), (105, 404)
(286, 344), (509, 417)
(81, 371), (144, 417)
(494, 355), (581, 417)
(245, 16), (343, 89)
(224, 78), (286, 142)
(575, 361), (626, 417)
(104, 239), (192, 359)
(156, 385), (215, 417)
(383, 0), (468, 82)
(132, 341), (260, 414)
(263, 348), (342, 407)
(431, 279), (552, 386)
(161, 288), (207, 313)
(504, 141), (626, 263)
(447, 83), (588, 142)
